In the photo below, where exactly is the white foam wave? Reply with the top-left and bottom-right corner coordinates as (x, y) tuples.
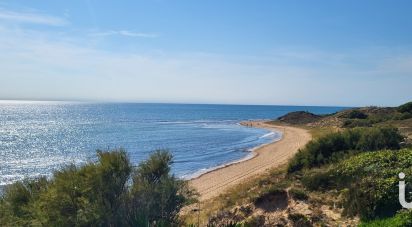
(180, 151), (257, 180)
(259, 131), (276, 139)
(180, 130), (283, 180)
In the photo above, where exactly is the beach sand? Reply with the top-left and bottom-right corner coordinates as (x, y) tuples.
(189, 121), (311, 201)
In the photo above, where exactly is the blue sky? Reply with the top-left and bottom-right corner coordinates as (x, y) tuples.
(0, 0), (411, 106)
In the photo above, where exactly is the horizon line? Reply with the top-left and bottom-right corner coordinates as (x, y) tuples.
(0, 98), (362, 108)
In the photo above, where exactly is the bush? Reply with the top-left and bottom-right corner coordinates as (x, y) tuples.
(288, 213), (312, 227)
(335, 150), (412, 220)
(252, 186), (288, 212)
(398, 102), (412, 113)
(359, 210), (412, 227)
(253, 186), (287, 205)
(347, 110), (368, 119)
(128, 150), (195, 225)
(301, 149), (412, 220)
(0, 177), (48, 226)
(301, 168), (335, 190)
(289, 188), (308, 201)
(392, 112), (412, 120)
(243, 215), (265, 226)
(356, 127), (403, 151)
(0, 149), (195, 226)
(35, 150), (132, 226)
(316, 149), (412, 220)
(287, 127), (404, 173)
(343, 119), (372, 128)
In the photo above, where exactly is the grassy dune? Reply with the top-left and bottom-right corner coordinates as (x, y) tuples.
(184, 101), (412, 226)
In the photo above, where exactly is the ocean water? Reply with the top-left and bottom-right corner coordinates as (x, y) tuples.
(0, 101), (346, 186)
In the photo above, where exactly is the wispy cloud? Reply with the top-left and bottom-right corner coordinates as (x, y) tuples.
(90, 30), (158, 38)
(0, 18), (411, 106)
(0, 8), (68, 26)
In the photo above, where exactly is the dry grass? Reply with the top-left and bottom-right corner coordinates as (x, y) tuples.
(180, 122), (362, 226)
(306, 126), (338, 139)
(181, 165), (290, 225)
(266, 120), (338, 140)
(181, 164), (349, 226)
(181, 123), (331, 224)
(183, 112), (412, 225)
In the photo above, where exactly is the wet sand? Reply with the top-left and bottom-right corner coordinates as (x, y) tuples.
(189, 121), (311, 201)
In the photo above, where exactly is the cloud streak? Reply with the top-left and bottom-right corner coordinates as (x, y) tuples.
(90, 30), (158, 38)
(0, 12), (411, 106)
(0, 8), (68, 26)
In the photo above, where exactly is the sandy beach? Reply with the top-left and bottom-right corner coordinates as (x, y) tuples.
(189, 121), (311, 201)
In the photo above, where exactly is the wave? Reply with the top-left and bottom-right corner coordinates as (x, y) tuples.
(259, 131), (276, 139)
(180, 151), (257, 180)
(180, 131), (283, 180)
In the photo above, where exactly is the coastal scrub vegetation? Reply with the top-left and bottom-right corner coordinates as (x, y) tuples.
(398, 102), (412, 114)
(0, 149), (196, 226)
(302, 149), (412, 220)
(359, 210), (412, 227)
(284, 118), (412, 223)
(287, 126), (404, 173)
(275, 101), (412, 130)
(184, 101), (412, 226)
(341, 104), (412, 128)
(3, 101), (412, 226)
(282, 102), (412, 225)
(346, 109), (368, 119)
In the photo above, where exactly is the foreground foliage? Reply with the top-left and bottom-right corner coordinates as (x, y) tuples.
(335, 149), (412, 220)
(0, 149), (195, 226)
(287, 122), (411, 223)
(302, 149), (412, 220)
(359, 210), (412, 227)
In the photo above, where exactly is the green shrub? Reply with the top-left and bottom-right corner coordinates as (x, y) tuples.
(287, 126), (404, 173)
(0, 149), (195, 226)
(342, 112), (398, 128)
(325, 149), (412, 220)
(356, 127), (403, 150)
(31, 149), (132, 226)
(301, 168), (335, 190)
(335, 150), (412, 219)
(253, 185), (287, 205)
(359, 210), (412, 227)
(289, 188), (308, 201)
(393, 112), (412, 120)
(243, 215), (265, 226)
(128, 150), (195, 225)
(398, 102), (412, 113)
(367, 114), (392, 124)
(343, 119), (372, 128)
(301, 149), (412, 220)
(288, 213), (312, 227)
(0, 177), (48, 226)
(347, 110), (368, 119)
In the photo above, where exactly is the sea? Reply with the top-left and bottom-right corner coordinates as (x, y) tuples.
(0, 101), (347, 186)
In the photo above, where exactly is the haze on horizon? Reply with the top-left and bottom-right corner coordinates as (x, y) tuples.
(0, 0), (411, 107)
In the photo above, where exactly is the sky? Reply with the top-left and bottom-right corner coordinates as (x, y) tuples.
(0, 1), (411, 107)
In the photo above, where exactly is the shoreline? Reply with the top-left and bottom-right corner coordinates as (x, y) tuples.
(189, 120), (311, 201)
(186, 126), (282, 180)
